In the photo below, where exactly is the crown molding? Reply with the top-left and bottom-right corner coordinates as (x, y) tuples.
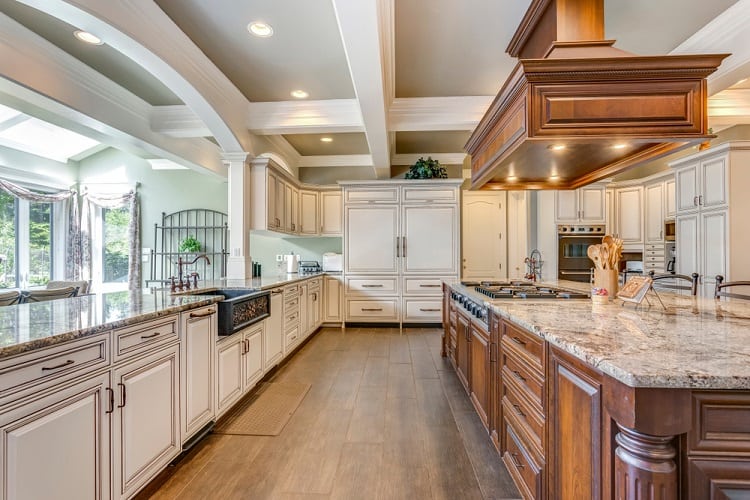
(298, 154), (373, 168)
(389, 96), (494, 131)
(391, 153), (468, 166)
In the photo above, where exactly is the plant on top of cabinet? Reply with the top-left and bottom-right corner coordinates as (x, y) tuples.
(179, 235), (201, 252)
(404, 157), (448, 179)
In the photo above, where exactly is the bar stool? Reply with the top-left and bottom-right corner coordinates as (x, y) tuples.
(715, 275), (750, 300)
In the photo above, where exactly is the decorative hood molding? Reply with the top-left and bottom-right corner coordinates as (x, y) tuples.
(465, 0), (728, 190)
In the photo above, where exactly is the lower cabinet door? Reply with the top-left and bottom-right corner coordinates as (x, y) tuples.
(243, 325), (264, 391)
(688, 458), (750, 499)
(469, 322), (490, 428)
(112, 345), (181, 499)
(503, 420), (543, 500)
(0, 372), (110, 500)
(181, 306), (216, 441)
(216, 335), (244, 416)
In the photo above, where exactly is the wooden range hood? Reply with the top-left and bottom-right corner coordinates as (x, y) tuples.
(466, 0), (728, 190)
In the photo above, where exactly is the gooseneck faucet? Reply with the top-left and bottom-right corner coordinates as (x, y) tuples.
(172, 254), (211, 292)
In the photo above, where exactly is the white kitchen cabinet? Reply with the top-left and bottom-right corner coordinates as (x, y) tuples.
(216, 334), (243, 416)
(675, 155), (728, 213)
(554, 184), (605, 223)
(665, 178), (676, 218)
(267, 169), (280, 230)
(644, 182), (665, 243)
(320, 190), (342, 235)
(462, 191), (507, 280)
(402, 205), (458, 274)
(614, 186), (643, 246)
(112, 344), (181, 499)
(283, 284), (301, 353)
(299, 189), (318, 236)
(676, 214), (699, 282)
(701, 210), (728, 287)
(344, 205), (399, 274)
(180, 305), (216, 442)
(308, 278), (322, 331)
(242, 324), (264, 390)
(323, 275), (343, 323)
(265, 288), (284, 367)
(0, 371), (110, 500)
(283, 182), (295, 233)
(298, 281), (309, 338)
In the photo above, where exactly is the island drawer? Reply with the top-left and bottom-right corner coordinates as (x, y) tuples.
(689, 391), (750, 454)
(346, 299), (398, 322)
(113, 315), (179, 362)
(503, 420), (543, 500)
(346, 277), (398, 295)
(0, 333), (110, 403)
(502, 382), (545, 457)
(502, 353), (544, 412)
(402, 298), (442, 322)
(502, 321), (544, 372)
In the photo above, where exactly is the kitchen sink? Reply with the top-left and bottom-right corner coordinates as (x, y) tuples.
(199, 288), (270, 336)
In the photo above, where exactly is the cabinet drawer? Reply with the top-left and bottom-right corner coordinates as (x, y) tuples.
(688, 458), (750, 498)
(403, 277), (445, 295)
(690, 392), (750, 454)
(502, 354), (544, 411)
(502, 383), (545, 457)
(502, 322), (544, 371)
(344, 188), (399, 204)
(401, 186), (458, 204)
(285, 326), (300, 348)
(284, 285), (299, 302)
(645, 249), (665, 257)
(0, 334), (110, 402)
(402, 299), (442, 322)
(346, 299), (398, 321)
(346, 277), (398, 295)
(113, 316), (178, 362)
(645, 243), (664, 251)
(284, 309), (301, 330)
(503, 420), (543, 500)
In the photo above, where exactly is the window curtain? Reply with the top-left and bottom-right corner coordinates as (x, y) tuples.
(81, 190), (141, 290)
(0, 179), (79, 280)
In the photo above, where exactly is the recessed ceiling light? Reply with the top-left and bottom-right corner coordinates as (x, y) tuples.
(613, 143), (627, 149)
(507, 176), (518, 181)
(548, 144), (566, 151)
(290, 90), (309, 99)
(549, 175), (560, 181)
(247, 21), (273, 38)
(74, 30), (103, 45)
(320, 137), (333, 143)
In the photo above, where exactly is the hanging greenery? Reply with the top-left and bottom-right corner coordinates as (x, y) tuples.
(404, 156), (448, 179)
(179, 235), (201, 252)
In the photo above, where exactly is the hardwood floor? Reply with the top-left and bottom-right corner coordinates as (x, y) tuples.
(145, 327), (520, 500)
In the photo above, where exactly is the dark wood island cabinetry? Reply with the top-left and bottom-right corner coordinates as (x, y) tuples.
(443, 283), (750, 499)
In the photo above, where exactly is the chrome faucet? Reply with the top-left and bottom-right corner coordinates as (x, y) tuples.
(173, 254), (211, 291)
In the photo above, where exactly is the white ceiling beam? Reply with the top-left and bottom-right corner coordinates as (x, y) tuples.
(671, 0), (750, 95)
(391, 153), (468, 166)
(248, 99), (363, 135)
(298, 154), (373, 168)
(390, 96), (494, 131)
(332, 0), (392, 179)
(150, 105), (211, 138)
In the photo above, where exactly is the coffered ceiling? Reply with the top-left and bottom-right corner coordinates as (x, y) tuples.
(0, 0), (749, 182)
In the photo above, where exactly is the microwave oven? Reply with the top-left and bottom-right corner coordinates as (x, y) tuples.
(664, 219), (676, 241)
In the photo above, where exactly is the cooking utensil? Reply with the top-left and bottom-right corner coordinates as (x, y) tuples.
(587, 244), (602, 270)
(600, 245), (610, 270)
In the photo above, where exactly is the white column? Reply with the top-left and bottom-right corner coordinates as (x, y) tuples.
(222, 152), (252, 280)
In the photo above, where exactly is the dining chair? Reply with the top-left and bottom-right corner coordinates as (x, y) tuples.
(648, 271), (700, 296)
(0, 290), (22, 306)
(714, 275), (750, 300)
(22, 286), (79, 303)
(46, 279), (91, 295)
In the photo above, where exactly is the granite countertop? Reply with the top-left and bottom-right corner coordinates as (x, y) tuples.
(448, 280), (750, 390)
(0, 290), (221, 359)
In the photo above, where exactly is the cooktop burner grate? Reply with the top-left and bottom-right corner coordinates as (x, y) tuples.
(473, 283), (589, 299)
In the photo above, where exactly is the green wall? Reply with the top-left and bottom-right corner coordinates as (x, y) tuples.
(250, 232), (342, 275)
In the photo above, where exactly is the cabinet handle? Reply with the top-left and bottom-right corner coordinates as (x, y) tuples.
(698, 195), (703, 205)
(402, 236), (407, 258)
(106, 387), (115, 414)
(693, 196), (698, 206)
(189, 308), (216, 318)
(396, 236), (400, 258)
(419, 284), (441, 288)
(271, 289), (283, 294)
(361, 308), (383, 312)
(140, 331), (160, 340)
(245, 339), (250, 354)
(510, 336), (526, 346)
(420, 308), (441, 312)
(117, 383), (126, 408)
(512, 404), (526, 418)
(509, 452), (525, 469)
(362, 284), (384, 288)
(512, 370), (527, 383)
(41, 359), (74, 371)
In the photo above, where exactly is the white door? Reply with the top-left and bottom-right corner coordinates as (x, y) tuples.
(615, 187), (643, 244)
(675, 163), (699, 213)
(299, 190), (319, 236)
(462, 192), (507, 280)
(216, 335), (243, 415)
(676, 214), (699, 278)
(402, 205), (458, 274)
(701, 209), (728, 288)
(579, 185), (605, 223)
(700, 156), (728, 209)
(644, 183), (664, 243)
(320, 191), (342, 235)
(243, 325), (264, 391)
(113, 344), (180, 499)
(181, 307), (216, 440)
(345, 205), (399, 274)
(265, 289), (284, 367)
(555, 190), (579, 222)
(0, 372), (110, 500)
(324, 276), (343, 322)
(665, 178), (676, 218)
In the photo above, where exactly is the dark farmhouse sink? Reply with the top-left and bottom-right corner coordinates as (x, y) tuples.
(201, 288), (270, 336)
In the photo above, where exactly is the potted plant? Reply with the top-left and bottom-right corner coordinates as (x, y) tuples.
(404, 156), (448, 179)
(179, 235), (201, 253)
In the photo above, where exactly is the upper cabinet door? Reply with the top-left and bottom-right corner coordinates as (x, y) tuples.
(402, 205), (458, 274)
(267, 170), (279, 229)
(299, 190), (319, 236)
(320, 191), (342, 235)
(345, 205), (399, 274)
(665, 178), (676, 218)
(579, 185), (605, 223)
(615, 186), (643, 244)
(644, 182), (665, 243)
(700, 155), (728, 209)
(555, 190), (579, 222)
(675, 162), (699, 213)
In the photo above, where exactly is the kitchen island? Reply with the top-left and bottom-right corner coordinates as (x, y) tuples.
(443, 280), (750, 499)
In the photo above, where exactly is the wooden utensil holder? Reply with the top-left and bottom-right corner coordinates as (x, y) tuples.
(593, 269), (618, 299)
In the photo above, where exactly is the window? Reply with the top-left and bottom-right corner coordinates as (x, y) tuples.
(0, 191), (53, 288)
(103, 207), (129, 283)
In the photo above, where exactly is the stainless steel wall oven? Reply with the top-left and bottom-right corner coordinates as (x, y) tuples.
(557, 225), (605, 282)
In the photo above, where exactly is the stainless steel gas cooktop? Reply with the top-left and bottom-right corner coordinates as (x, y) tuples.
(462, 281), (589, 299)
